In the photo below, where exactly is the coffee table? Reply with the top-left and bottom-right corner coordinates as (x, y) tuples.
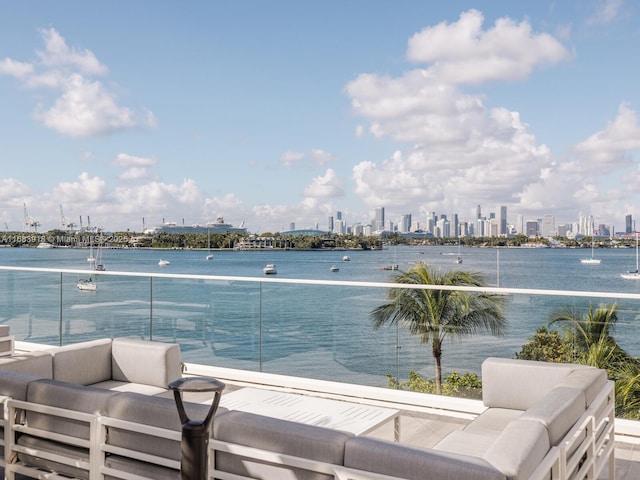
(218, 387), (401, 441)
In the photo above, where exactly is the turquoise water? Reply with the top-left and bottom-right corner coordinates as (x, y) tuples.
(1, 245), (639, 386)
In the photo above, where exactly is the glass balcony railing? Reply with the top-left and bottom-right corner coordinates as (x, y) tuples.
(1, 265), (640, 390)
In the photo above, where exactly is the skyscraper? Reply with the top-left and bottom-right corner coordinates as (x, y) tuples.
(626, 214), (633, 233)
(375, 207), (385, 231)
(499, 206), (507, 236)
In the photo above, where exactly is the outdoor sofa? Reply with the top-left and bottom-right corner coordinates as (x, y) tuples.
(0, 336), (215, 479)
(0, 335), (615, 480)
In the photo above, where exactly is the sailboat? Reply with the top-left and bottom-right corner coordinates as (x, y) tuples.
(454, 238), (463, 264)
(79, 239), (98, 291)
(205, 227), (214, 260)
(621, 235), (640, 279)
(580, 238), (601, 265)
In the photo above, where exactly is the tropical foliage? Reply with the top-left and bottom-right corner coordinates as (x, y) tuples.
(517, 303), (640, 419)
(371, 264), (507, 394)
(387, 370), (483, 399)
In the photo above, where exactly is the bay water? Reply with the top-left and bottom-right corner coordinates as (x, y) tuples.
(1, 245), (639, 387)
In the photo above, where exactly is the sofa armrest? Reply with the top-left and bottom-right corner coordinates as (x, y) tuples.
(111, 338), (182, 389)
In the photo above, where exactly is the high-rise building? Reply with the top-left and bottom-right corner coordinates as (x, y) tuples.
(499, 206), (507, 236)
(399, 214), (411, 233)
(541, 214), (555, 237)
(328, 216), (334, 233)
(375, 207), (385, 231)
(626, 214), (633, 233)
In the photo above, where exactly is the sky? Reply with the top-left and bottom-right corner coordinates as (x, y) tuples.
(0, 0), (639, 234)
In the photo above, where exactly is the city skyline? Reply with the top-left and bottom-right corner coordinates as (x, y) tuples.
(1, 2), (639, 233)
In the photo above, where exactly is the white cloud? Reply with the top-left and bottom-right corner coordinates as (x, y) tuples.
(51, 172), (107, 203)
(586, 0), (627, 26)
(310, 149), (335, 166)
(112, 153), (157, 168)
(0, 179), (30, 200)
(406, 9), (570, 85)
(573, 103), (640, 169)
(303, 168), (345, 198)
(33, 74), (135, 137)
(37, 28), (108, 75)
(0, 58), (33, 78)
(0, 27), (153, 137)
(281, 150), (304, 167)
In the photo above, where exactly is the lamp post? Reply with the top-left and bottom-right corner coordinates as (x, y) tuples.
(169, 377), (225, 480)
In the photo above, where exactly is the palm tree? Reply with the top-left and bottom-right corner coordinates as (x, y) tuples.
(547, 303), (624, 364)
(371, 264), (507, 394)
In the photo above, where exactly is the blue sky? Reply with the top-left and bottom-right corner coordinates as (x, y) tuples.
(0, 0), (639, 233)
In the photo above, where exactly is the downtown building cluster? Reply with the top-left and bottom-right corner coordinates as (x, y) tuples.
(319, 206), (634, 239)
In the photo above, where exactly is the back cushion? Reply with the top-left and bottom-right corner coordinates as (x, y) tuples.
(0, 369), (42, 400)
(521, 386), (585, 446)
(482, 357), (574, 410)
(0, 351), (53, 378)
(483, 418), (550, 480)
(51, 338), (113, 385)
(26, 379), (115, 439)
(106, 391), (211, 462)
(214, 410), (353, 480)
(563, 368), (607, 406)
(111, 338), (181, 389)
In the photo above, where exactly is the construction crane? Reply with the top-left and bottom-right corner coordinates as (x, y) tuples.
(59, 205), (76, 231)
(23, 203), (40, 232)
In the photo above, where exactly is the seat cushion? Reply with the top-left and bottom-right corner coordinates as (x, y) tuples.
(344, 436), (505, 480)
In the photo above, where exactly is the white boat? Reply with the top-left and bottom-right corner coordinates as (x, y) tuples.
(581, 239), (601, 265)
(454, 238), (462, 264)
(77, 278), (97, 292)
(342, 255), (350, 262)
(205, 228), (214, 260)
(158, 259), (171, 266)
(330, 265), (339, 272)
(36, 242), (54, 249)
(621, 235), (640, 279)
(263, 263), (277, 275)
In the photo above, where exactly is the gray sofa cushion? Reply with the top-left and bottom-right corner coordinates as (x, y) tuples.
(111, 337), (182, 389)
(26, 379), (115, 440)
(482, 357), (577, 410)
(344, 436), (505, 480)
(0, 351), (53, 378)
(104, 455), (179, 480)
(50, 338), (112, 385)
(16, 435), (89, 479)
(563, 368), (607, 406)
(463, 407), (523, 436)
(483, 418), (550, 480)
(0, 369), (42, 402)
(106, 391), (212, 462)
(214, 410), (353, 480)
(521, 386), (585, 446)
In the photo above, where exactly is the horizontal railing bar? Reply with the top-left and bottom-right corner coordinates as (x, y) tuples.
(1, 265), (640, 300)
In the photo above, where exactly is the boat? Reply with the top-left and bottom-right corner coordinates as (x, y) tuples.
(205, 227), (214, 260)
(94, 241), (106, 271)
(36, 242), (54, 249)
(581, 238), (601, 265)
(158, 259), (171, 266)
(263, 264), (277, 275)
(76, 278), (97, 291)
(454, 238), (463, 264)
(342, 255), (350, 262)
(621, 235), (640, 279)
(381, 264), (399, 271)
(330, 265), (339, 272)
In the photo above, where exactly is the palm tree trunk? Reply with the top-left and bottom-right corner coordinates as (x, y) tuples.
(433, 340), (443, 395)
